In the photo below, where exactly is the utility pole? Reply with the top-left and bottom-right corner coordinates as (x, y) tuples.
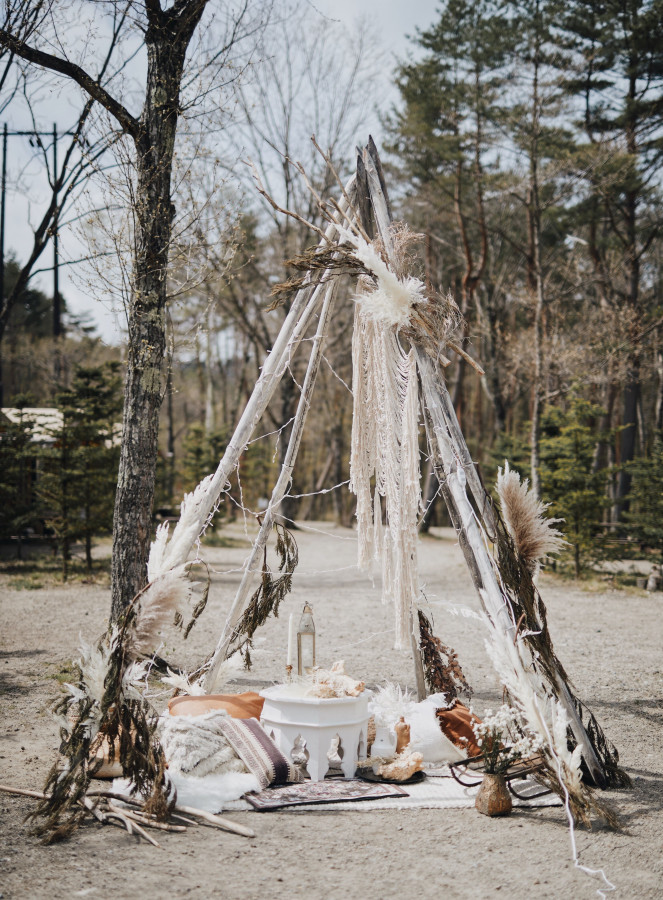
(0, 123), (7, 406)
(52, 122), (60, 340)
(52, 122), (61, 386)
(0, 123), (75, 400)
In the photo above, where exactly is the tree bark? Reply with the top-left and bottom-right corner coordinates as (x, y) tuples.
(527, 11), (544, 501)
(614, 49), (643, 514)
(111, 3), (207, 620)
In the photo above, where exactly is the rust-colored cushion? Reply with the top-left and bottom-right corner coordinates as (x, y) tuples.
(168, 692), (265, 720)
(436, 701), (482, 757)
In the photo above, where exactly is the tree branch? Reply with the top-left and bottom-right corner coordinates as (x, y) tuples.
(0, 29), (139, 139)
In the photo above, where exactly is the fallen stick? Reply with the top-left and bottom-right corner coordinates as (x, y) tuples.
(86, 789), (144, 805)
(106, 809), (134, 836)
(0, 784), (107, 824)
(88, 790), (252, 836)
(115, 807), (186, 833)
(170, 812), (199, 826)
(81, 795), (107, 824)
(175, 804), (255, 838)
(0, 783), (253, 841)
(0, 784), (47, 799)
(107, 803), (161, 848)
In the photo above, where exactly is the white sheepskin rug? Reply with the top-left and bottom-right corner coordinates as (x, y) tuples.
(111, 710), (262, 813)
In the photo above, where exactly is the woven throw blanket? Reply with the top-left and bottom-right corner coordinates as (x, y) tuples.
(159, 710), (248, 778)
(217, 717), (303, 789)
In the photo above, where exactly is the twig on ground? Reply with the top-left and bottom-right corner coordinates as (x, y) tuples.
(175, 804), (255, 838)
(107, 803), (161, 848)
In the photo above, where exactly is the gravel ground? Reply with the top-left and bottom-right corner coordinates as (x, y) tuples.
(1, 522), (662, 899)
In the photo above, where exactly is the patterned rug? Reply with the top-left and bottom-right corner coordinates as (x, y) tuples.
(224, 768), (561, 813)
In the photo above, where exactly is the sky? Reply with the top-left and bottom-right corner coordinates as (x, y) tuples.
(3, 0), (440, 345)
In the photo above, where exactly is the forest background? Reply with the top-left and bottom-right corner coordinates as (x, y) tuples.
(2, 0), (663, 585)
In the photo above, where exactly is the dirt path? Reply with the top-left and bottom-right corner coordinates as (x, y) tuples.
(1, 523), (662, 899)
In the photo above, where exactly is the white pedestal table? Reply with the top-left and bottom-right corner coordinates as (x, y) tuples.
(260, 686), (369, 782)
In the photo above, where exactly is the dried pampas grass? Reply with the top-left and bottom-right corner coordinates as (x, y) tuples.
(126, 566), (198, 660)
(497, 462), (566, 572)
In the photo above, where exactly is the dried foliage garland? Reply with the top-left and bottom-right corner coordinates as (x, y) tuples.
(417, 609), (472, 701)
(494, 518), (629, 790)
(31, 604), (171, 842)
(269, 244), (367, 308)
(227, 523), (299, 668)
(30, 559), (209, 843)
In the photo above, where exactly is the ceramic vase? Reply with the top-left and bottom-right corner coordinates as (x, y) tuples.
(475, 772), (512, 817)
(372, 725), (397, 758)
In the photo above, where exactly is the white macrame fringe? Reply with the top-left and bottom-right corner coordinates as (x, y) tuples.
(350, 303), (422, 650)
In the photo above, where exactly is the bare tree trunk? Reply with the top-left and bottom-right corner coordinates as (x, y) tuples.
(616, 359), (640, 511)
(615, 67), (642, 516)
(527, 22), (544, 501)
(476, 283), (507, 437)
(205, 301), (215, 433)
(111, 5), (207, 620)
(530, 241), (544, 501)
(655, 342), (663, 433)
(418, 459), (438, 533)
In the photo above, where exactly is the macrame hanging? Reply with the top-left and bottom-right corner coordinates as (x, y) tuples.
(349, 245), (425, 649)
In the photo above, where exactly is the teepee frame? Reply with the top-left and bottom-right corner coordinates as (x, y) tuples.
(163, 140), (622, 792)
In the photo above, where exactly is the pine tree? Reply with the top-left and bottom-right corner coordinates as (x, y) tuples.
(180, 424), (228, 494)
(561, 0), (663, 510)
(66, 363), (122, 573)
(389, 0), (509, 428)
(37, 363), (122, 579)
(539, 399), (611, 576)
(624, 437), (663, 561)
(0, 396), (39, 557)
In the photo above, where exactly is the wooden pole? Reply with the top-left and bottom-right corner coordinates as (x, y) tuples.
(156, 177), (356, 575)
(356, 143), (428, 699)
(203, 278), (338, 690)
(361, 141), (607, 786)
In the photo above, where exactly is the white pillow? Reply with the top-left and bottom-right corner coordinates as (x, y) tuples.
(406, 700), (465, 764)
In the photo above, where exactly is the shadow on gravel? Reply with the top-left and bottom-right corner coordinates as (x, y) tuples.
(0, 649), (46, 660)
(0, 672), (32, 695)
(585, 697), (663, 727)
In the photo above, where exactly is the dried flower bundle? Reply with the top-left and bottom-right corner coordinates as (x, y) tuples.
(226, 524), (298, 669)
(472, 704), (543, 774)
(417, 609), (472, 700)
(497, 462), (566, 573)
(31, 553), (208, 843)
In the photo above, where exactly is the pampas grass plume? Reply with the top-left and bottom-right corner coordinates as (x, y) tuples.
(127, 565), (197, 660)
(497, 462), (567, 570)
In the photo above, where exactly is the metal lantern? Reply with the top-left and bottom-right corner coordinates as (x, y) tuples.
(297, 602), (316, 675)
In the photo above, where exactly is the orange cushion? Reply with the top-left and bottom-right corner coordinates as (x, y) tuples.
(436, 701), (482, 757)
(168, 692), (265, 720)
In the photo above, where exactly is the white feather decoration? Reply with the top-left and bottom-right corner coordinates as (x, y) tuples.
(126, 565), (197, 660)
(161, 668), (207, 696)
(147, 473), (215, 582)
(77, 630), (119, 707)
(337, 227), (427, 327)
(121, 660), (150, 701)
(368, 682), (416, 728)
